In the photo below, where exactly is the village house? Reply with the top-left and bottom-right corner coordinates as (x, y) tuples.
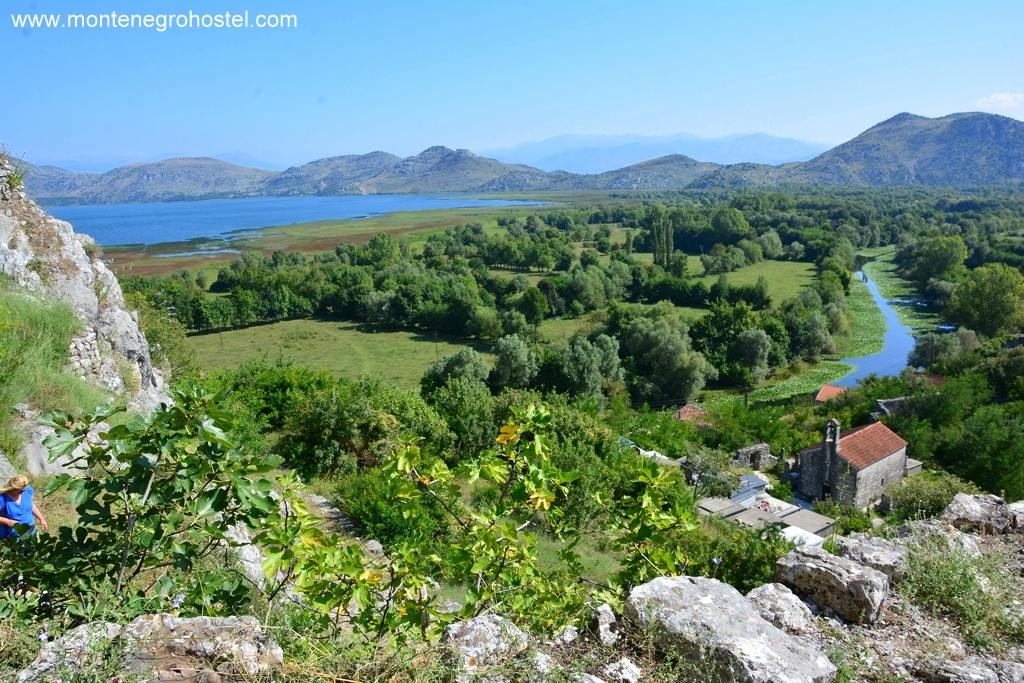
(795, 419), (915, 509)
(814, 383), (847, 404)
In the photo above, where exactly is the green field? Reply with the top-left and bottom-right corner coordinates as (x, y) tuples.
(188, 319), (492, 390)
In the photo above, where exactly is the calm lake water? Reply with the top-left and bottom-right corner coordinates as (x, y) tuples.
(835, 272), (916, 387)
(43, 195), (542, 246)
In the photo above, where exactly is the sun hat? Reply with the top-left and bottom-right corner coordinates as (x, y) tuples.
(1, 474), (29, 495)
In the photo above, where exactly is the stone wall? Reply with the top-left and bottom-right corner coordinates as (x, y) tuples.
(853, 447), (907, 509)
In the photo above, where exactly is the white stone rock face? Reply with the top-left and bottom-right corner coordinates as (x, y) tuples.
(745, 582), (813, 633)
(443, 614), (531, 679)
(943, 493), (1020, 535)
(895, 519), (983, 557)
(0, 157), (167, 418)
(775, 546), (890, 624)
(833, 532), (910, 581)
(17, 614), (282, 682)
(589, 603), (619, 646)
(624, 576), (836, 683)
(602, 657), (642, 683)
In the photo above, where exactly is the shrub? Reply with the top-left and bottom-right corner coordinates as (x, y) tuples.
(687, 519), (794, 593)
(887, 471), (980, 522)
(901, 541), (1023, 647)
(814, 500), (873, 535)
(333, 468), (456, 567)
(3, 385), (280, 624)
(279, 377), (454, 478)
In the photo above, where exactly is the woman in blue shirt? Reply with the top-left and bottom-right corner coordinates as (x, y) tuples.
(0, 475), (49, 541)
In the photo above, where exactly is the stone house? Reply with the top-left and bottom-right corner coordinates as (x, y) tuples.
(796, 419), (909, 509)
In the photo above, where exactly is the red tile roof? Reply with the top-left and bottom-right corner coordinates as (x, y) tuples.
(674, 404), (710, 425)
(815, 384), (847, 402)
(838, 422), (907, 469)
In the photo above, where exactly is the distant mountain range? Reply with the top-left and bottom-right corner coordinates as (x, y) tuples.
(486, 133), (830, 172)
(21, 112), (1024, 204)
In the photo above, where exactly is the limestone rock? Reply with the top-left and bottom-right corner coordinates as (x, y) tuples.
(551, 625), (580, 646)
(895, 519), (982, 557)
(745, 583), (813, 633)
(17, 622), (121, 683)
(988, 659), (1024, 683)
(624, 576), (835, 682)
(942, 493), (1019, 535)
(0, 450), (15, 480)
(589, 603), (619, 646)
(17, 614), (282, 682)
(833, 533), (910, 581)
(443, 614), (530, 677)
(775, 546), (889, 624)
(923, 657), (999, 682)
(602, 657), (642, 683)
(0, 156), (167, 412)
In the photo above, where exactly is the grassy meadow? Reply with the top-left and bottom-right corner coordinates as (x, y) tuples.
(188, 319), (493, 390)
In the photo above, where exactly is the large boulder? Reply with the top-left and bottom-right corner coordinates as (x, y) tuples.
(443, 614), (530, 678)
(833, 533), (910, 581)
(775, 546), (889, 624)
(895, 519), (982, 557)
(942, 493), (1019, 535)
(17, 614), (283, 682)
(745, 583), (813, 633)
(624, 576), (835, 682)
(922, 657), (999, 682)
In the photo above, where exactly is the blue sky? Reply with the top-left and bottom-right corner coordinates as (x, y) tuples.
(3, 0), (1023, 170)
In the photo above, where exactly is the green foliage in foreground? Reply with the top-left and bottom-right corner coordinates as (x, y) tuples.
(0, 287), (106, 454)
(1, 385), (280, 625)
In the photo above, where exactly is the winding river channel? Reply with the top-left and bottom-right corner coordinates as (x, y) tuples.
(835, 272), (916, 387)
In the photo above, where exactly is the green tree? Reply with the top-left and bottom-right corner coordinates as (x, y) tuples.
(732, 328), (772, 404)
(11, 385), (280, 619)
(948, 264), (1024, 337)
(490, 334), (539, 390)
(910, 236), (968, 286)
(421, 348), (491, 398)
(710, 206), (752, 244)
(517, 286), (550, 325)
(621, 316), (716, 404)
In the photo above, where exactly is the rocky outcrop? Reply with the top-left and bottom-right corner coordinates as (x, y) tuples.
(942, 493), (1021, 535)
(745, 582), (813, 633)
(924, 657), (1000, 683)
(443, 614), (531, 678)
(895, 518), (983, 557)
(833, 533), (910, 581)
(0, 156), (166, 416)
(602, 657), (642, 683)
(624, 576), (835, 682)
(775, 546), (890, 624)
(588, 603), (619, 646)
(17, 614), (283, 682)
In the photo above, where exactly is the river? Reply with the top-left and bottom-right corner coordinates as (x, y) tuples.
(835, 272), (916, 387)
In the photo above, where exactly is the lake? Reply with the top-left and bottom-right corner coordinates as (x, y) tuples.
(836, 272), (916, 386)
(43, 195), (542, 246)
